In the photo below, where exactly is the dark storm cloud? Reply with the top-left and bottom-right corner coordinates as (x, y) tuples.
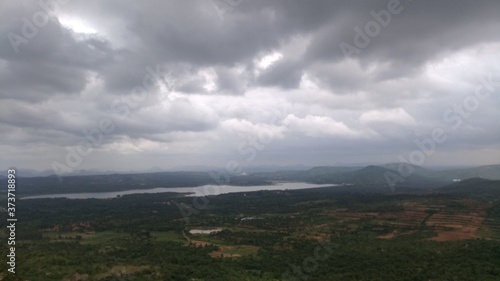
(3, 1), (499, 98)
(126, 2), (280, 66)
(304, 0), (500, 80)
(0, 1), (114, 101)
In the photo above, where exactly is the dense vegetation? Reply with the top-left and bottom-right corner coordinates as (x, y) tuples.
(1, 179), (500, 280)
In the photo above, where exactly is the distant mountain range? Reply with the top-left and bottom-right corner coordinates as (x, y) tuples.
(2, 163), (499, 196)
(249, 164), (500, 186)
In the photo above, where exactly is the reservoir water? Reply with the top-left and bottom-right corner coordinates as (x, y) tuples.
(21, 182), (338, 200)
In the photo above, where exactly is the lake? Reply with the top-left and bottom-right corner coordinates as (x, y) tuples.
(21, 182), (338, 200)
(189, 228), (223, 235)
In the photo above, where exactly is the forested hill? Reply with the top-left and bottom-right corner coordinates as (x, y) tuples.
(437, 178), (500, 200)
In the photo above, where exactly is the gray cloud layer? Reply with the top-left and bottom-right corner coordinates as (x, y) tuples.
(1, 0), (499, 172)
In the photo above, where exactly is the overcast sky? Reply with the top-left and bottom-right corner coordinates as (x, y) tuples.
(1, 0), (499, 173)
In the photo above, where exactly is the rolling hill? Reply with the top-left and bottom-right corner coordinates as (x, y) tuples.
(436, 178), (500, 200)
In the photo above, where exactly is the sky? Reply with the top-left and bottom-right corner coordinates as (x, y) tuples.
(1, 0), (499, 174)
